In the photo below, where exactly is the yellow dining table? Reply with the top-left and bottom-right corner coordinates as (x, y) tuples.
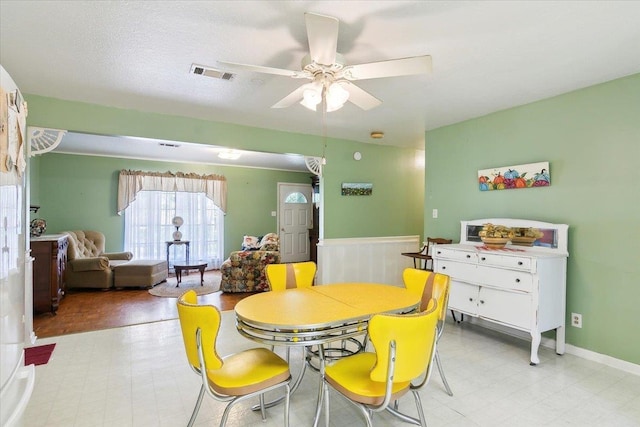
(234, 282), (420, 427)
(235, 282), (419, 346)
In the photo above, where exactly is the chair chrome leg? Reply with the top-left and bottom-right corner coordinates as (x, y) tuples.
(219, 397), (237, 427)
(259, 394), (266, 421)
(324, 382), (330, 427)
(435, 349), (453, 396)
(412, 390), (428, 427)
(357, 404), (374, 427)
(187, 384), (205, 427)
(284, 384), (291, 427)
(386, 406), (421, 425)
(312, 344), (327, 427)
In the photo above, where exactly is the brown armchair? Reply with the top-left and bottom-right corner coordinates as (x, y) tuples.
(63, 230), (133, 289)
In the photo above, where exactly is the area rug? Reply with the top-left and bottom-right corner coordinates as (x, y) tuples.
(25, 343), (56, 366)
(148, 275), (220, 297)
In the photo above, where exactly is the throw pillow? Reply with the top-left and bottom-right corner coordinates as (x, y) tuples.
(241, 235), (261, 251)
(259, 233), (279, 251)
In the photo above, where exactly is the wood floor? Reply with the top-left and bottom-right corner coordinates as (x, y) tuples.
(32, 271), (254, 339)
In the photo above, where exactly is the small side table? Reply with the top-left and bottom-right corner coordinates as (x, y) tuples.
(166, 240), (190, 268)
(173, 262), (207, 287)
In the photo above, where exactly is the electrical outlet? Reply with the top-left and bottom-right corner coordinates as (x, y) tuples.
(571, 312), (582, 328)
(432, 209), (438, 218)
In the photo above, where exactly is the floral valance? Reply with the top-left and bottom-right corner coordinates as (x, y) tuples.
(117, 169), (227, 214)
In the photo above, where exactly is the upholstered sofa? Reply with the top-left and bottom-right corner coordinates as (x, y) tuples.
(220, 233), (280, 292)
(63, 230), (167, 289)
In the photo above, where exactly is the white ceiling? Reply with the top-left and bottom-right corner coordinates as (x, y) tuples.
(2, 1), (640, 155)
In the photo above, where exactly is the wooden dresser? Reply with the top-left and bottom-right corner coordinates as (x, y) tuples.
(433, 219), (568, 365)
(31, 234), (68, 314)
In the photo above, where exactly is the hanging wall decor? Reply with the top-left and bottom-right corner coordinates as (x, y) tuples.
(478, 161), (550, 191)
(341, 182), (373, 196)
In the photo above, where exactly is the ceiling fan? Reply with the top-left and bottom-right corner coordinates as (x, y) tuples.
(217, 12), (432, 113)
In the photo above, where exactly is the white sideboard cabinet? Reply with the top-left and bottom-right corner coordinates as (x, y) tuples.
(433, 218), (568, 365)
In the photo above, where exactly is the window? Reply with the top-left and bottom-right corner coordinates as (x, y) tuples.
(285, 192), (308, 203)
(124, 190), (224, 268)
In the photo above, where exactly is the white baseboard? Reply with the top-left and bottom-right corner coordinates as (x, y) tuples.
(449, 314), (640, 376)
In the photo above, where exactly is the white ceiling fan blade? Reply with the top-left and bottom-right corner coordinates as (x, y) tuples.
(341, 81), (382, 111)
(272, 84), (309, 108)
(217, 60), (306, 78)
(343, 55), (432, 80)
(305, 12), (339, 66)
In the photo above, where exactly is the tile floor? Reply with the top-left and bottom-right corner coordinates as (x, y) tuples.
(23, 313), (640, 427)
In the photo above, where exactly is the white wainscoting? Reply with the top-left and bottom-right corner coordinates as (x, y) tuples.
(316, 235), (420, 286)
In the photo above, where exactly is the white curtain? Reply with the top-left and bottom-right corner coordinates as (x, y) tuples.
(117, 170), (227, 214)
(123, 190), (225, 269)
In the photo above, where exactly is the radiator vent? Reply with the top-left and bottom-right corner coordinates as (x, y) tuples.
(190, 63), (234, 80)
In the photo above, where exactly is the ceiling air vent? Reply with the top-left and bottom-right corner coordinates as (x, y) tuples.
(190, 63), (234, 80)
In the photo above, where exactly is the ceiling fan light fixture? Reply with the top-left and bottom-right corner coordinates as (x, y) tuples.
(325, 82), (350, 112)
(218, 149), (242, 160)
(300, 81), (323, 111)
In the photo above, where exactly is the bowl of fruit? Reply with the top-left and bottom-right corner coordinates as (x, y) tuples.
(511, 227), (544, 246)
(478, 224), (514, 249)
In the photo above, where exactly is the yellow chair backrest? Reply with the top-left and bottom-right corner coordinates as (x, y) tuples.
(368, 305), (439, 383)
(177, 290), (224, 371)
(402, 268), (451, 321)
(266, 261), (317, 291)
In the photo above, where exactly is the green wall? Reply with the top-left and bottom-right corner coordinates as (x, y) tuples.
(25, 95), (424, 253)
(424, 73), (640, 365)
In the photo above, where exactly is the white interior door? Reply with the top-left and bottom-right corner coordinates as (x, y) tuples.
(278, 183), (312, 263)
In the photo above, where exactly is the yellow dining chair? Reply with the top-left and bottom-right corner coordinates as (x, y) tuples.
(265, 261), (316, 290)
(265, 261), (319, 366)
(319, 305), (440, 427)
(177, 290), (291, 427)
(403, 267), (453, 396)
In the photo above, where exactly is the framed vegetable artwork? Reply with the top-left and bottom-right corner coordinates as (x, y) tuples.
(478, 161), (550, 191)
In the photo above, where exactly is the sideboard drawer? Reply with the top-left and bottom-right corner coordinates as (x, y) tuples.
(433, 247), (477, 263)
(477, 265), (533, 292)
(435, 260), (477, 283)
(477, 253), (533, 271)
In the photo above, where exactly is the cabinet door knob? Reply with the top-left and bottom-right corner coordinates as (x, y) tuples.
(481, 257), (486, 261)
(436, 250), (441, 254)
(515, 278), (521, 283)
(480, 300), (485, 304)
(466, 254), (471, 258)
(442, 266), (446, 270)
(518, 261), (523, 265)
(469, 297), (473, 302)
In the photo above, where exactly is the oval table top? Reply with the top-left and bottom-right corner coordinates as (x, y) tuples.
(234, 283), (420, 344)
